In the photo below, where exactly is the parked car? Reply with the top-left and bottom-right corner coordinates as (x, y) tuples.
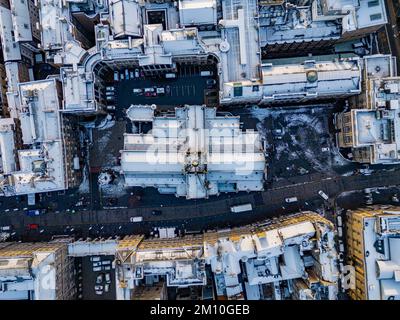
(135, 69), (140, 78)
(92, 262), (101, 267)
(105, 273), (111, 283)
(104, 284), (110, 293)
(95, 290), (103, 295)
(106, 86), (115, 91)
(102, 260), (111, 266)
(133, 88), (143, 95)
(285, 197), (298, 203)
(94, 285), (103, 291)
(206, 79), (216, 88)
(107, 105), (116, 111)
(96, 274), (103, 284)
(90, 256), (101, 262)
(129, 70), (134, 79)
(113, 71), (119, 81)
(93, 266), (102, 272)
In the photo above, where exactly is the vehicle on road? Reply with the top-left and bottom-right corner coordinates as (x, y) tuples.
(200, 71), (213, 77)
(318, 190), (329, 201)
(105, 273), (111, 283)
(230, 203), (252, 213)
(285, 197), (298, 203)
(27, 193), (35, 206)
(206, 79), (216, 88)
(156, 87), (165, 95)
(130, 216), (143, 222)
(151, 210), (162, 216)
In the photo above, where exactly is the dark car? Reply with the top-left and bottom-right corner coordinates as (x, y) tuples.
(151, 210), (162, 216)
(26, 209), (40, 217)
(206, 79), (216, 88)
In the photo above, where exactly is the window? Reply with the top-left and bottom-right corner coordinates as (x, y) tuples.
(370, 13), (382, 21)
(344, 136), (352, 144)
(368, 0), (379, 7)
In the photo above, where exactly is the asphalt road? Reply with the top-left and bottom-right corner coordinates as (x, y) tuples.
(3, 167), (400, 241)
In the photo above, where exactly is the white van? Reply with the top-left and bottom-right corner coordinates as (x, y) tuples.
(318, 190), (329, 201)
(285, 197), (298, 203)
(130, 216), (143, 223)
(230, 203), (252, 213)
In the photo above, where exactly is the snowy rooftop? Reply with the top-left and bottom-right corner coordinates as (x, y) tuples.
(121, 105), (265, 199)
(262, 57), (361, 100)
(2, 79), (68, 195)
(0, 7), (22, 62)
(260, 6), (341, 45)
(178, 0), (217, 26)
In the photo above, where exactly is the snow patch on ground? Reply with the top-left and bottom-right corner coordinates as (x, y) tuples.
(78, 166), (90, 194)
(97, 117), (116, 131)
(100, 176), (127, 196)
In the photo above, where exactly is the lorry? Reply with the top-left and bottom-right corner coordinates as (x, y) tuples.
(285, 197), (298, 203)
(230, 203), (252, 213)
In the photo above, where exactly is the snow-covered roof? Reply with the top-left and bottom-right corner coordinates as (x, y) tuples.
(121, 105), (265, 199)
(108, 0), (142, 38)
(2, 79), (68, 195)
(261, 57), (361, 101)
(9, 0), (32, 42)
(0, 7), (22, 62)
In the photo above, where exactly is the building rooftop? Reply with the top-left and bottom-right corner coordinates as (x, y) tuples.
(121, 105), (265, 199)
